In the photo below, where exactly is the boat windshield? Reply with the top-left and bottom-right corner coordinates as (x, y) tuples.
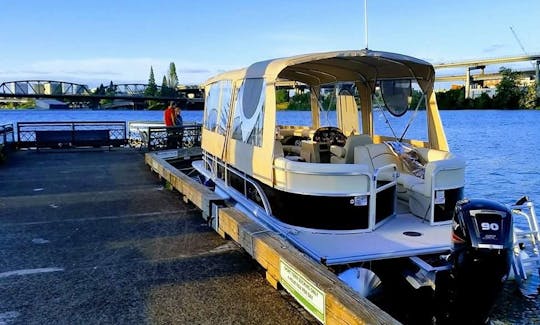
(380, 79), (412, 117)
(373, 81), (428, 143)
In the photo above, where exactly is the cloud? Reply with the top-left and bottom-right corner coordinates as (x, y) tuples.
(482, 44), (505, 53)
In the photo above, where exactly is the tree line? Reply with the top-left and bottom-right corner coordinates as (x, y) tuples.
(436, 67), (538, 110)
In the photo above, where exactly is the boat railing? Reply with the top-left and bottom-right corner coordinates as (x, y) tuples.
(510, 198), (540, 293)
(203, 151), (273, 216)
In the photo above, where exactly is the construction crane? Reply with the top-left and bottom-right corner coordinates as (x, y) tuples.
(510, 26), (535, 69)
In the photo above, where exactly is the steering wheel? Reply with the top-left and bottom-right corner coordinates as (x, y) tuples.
(312, 127), (347, 146)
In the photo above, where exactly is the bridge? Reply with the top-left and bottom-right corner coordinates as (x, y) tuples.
(0, 80), (191, 107)
(434, 54), (540, 98)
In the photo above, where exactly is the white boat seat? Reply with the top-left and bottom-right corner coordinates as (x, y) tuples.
(330, 134), (373, 164)
(355, 143), (466, 222)
(354, 143), (402, 181)
(282, 144), (301, 156)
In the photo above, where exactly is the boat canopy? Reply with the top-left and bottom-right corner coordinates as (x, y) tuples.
(206, 49), (436, 93)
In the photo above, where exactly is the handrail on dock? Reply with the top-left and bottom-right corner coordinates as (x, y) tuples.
(0, 123), (15, 160)
(128, 121), (202, 151)
(16, 121), (127, 149)
(0, 123), (14, 146)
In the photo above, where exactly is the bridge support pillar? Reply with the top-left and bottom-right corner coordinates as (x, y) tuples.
(535, 60), (540, 98)
(465, 67), (471, 99)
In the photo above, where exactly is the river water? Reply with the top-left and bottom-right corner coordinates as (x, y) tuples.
(1, 108), (539, 323)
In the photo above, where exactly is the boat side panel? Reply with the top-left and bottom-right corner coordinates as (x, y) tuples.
(201, 128), (226, 159)
(273, 157), (371, 195)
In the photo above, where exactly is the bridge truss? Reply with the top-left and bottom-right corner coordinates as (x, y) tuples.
(0, 80), (185, 103)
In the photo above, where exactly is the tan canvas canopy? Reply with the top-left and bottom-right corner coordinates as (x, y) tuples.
(207, 49), (436, 93)
(238, 49), (435, 92)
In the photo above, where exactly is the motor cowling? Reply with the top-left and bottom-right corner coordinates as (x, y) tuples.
(435, 198), (514, 324)
(452, 198), (514, 251)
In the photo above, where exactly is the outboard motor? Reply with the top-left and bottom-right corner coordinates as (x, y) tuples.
(434, 199), (514, 324)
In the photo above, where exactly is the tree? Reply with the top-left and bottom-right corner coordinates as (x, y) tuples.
(106, 81), (116, 95)
(161, 75), (171, 97)
(100, 81), (116, 105)
(519, 82), (538, 109)
(94, 83), (106, 95)
(144, 66), (158, 97)
(436, 87), (465, 109)
(276, 89), (289, 103)
(409, 89), (426, 109)
(473, 92), (493, 109)
(167, 62), (179, 90)
(493, 67), (521, 109)
(287, 92), (311, 110)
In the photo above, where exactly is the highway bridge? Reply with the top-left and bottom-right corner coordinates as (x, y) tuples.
(434, 54), (540, 98)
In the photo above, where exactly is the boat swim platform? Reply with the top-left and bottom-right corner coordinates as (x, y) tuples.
(0, 148), (313, 324)
(145, 149), (399, 324)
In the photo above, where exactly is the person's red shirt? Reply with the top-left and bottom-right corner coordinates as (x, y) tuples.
(164, 106), (174, 126)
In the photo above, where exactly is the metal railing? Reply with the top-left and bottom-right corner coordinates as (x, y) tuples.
(17, 121), (127, 149)
(0, 123), (15, 160)
(0, 123), (14, 148)
(128, 121), (202, 151)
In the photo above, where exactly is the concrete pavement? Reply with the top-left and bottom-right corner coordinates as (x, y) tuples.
(0, 149), (314, 324)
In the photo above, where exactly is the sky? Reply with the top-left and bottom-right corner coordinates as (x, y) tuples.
(1, 0), (539, 88)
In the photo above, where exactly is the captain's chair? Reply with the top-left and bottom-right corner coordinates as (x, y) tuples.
(330, 134), (373, 164)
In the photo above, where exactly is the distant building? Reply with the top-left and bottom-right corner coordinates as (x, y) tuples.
(470, 88), (497, 99)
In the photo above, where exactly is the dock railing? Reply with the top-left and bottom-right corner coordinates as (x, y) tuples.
(128, 121), (202, 151)
(0, 123), (15, 160)
(0, 123), (14, 148)
(17, 121), (127, 149)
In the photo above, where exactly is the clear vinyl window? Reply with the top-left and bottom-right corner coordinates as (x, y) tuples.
(231, 78), (265, 147)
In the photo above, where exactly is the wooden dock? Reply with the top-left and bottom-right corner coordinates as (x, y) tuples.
(145, 149), (399, 325)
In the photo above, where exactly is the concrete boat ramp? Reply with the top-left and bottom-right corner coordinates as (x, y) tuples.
(1, 148), (537, 324)
(0, 149), (314, 324)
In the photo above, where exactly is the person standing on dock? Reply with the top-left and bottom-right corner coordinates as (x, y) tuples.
(174, 105), (183, 148)
(164, 102), (177, 148)
(164, 101), (176, 127)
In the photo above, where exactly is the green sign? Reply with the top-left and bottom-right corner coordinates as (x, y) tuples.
(280, 258), (325, 323)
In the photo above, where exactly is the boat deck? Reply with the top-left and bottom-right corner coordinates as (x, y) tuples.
(287, 213), (452, 265)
